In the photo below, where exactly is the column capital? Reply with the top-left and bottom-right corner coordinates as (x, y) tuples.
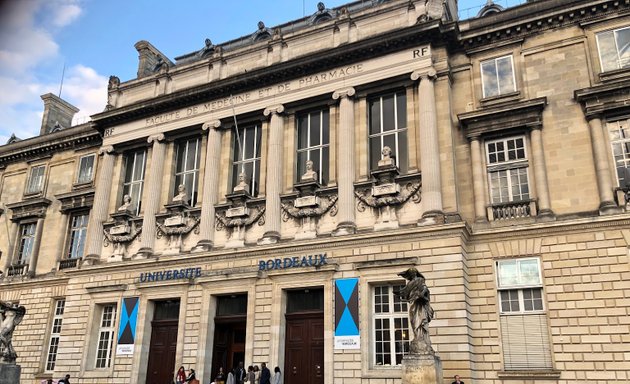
(468, 134), (481, 142)
(98, 145), (115, 156)
(202, 120), (222, 131)
(263, 104), (285, 117)
(527, 122), (543, 131)
(332, 87), (356, 100)
(585, 113), (602, 122)
(411, 67), (437, 82)
(147, 133), (165, 144)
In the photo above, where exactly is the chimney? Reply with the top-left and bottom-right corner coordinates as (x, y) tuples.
(40, 93), (79, 135)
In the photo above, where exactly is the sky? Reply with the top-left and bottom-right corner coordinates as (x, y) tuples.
(0, 0), (523, 144)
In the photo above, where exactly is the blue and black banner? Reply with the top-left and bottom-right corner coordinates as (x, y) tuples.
(334, 278), (360, 349)
(117, 297), (139, 355)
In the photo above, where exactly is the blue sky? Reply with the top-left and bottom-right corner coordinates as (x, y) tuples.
(0, 0), (523, 144)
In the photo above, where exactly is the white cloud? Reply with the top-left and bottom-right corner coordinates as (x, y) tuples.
(51, 3), (82, 28)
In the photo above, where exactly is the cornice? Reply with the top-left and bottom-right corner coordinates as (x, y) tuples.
(574, 77), (630, 117)
(91, 20), (458, 130)
(458, 97), (547, 138)
(459, 0), (630, 52)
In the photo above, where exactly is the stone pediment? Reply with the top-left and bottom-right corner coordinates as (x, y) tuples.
(55, 188), (95, 213)
(574, 78), (630, 118)
(6, 198), (51, 221)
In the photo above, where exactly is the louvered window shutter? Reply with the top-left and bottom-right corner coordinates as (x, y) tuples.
(500, 314), (552, 370)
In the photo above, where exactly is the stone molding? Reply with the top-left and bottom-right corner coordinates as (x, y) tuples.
(332, 87), (356, 100)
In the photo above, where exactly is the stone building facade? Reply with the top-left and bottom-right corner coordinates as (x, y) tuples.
(1, 0), (630, 383)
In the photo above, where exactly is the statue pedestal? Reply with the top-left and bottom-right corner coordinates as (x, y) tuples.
(401, 353), (442, 384)
(0, 363), (21, 384)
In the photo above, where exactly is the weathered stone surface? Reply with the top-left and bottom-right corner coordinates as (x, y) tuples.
(402, 354), (442, 384)
(0, 364), (21, 384)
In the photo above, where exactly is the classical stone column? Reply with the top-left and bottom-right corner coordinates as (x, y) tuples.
(84, 145), (115, 263)
(194, 120), (222, 251)
(411, 68), (443, 224)
(332, 87), (357, 236)
(587, 116), (620, 214)
(137, 133), (166, 256)
(529, 126), (554, 218)
(469, 136), (487, 223)
(259, 105), (285, 244)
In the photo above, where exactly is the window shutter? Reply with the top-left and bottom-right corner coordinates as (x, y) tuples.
(500, 314), (552, 370)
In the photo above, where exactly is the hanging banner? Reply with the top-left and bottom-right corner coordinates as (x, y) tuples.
(334, 278), (360, 349)
(117, 297), (139, 355)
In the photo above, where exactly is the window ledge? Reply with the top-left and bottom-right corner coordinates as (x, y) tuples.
(361, 367), (403, 379)
(598, 67), (630, 83)
(497, 370), (561, 379)
(72, 180), (94, 190)
(480, 91), (522, 107)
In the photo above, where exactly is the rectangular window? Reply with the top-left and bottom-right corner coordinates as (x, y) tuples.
(122, 150), (146, 214)
(95, 304), (117, 369)
(486, 136), (530, 204)
(372, 284), (410, 367)
(77, 154), (95, 184)
(296, 109), (330, 184)
(597, 26), (630, 72)
(231, 124), (262, 196)
(496, 258), (552, 370)
(26, 165), (46, 194)
(66, 213), (89, 259)
(607, 119), (630, 187)
(368, 91), (408, 172)
(17, 223), (36, 265)
(45, 299), (65, 371)
(481, 55), (516, 98)
(174, 138), (201, 205)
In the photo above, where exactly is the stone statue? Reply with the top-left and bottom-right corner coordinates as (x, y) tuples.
(301, 160), (318, 182)
(397, 268), (435, 354)
(172, 184), (189, 204)
(0, 301), (26, 363)
(378, 146), (396, 168)
(108, 75), (120, 91)
(233, 172), (250, 193)
(118, 194), (132, 212)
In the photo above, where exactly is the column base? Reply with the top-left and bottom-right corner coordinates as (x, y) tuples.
(192, 240), (213, 252)
(537, 209), (556, 221)
(133, 247), (154, 259)
(332, 222), (356, 236)
(374, 220), (399, 231)
(0, 363), (21, 384)
(474, 216), (489, 224)
(107, 254), (124, 263)
(401, 353), (442, 384)
(418, 210), (445, 226)
(599, 201), (622, 216)
(295, 230), (317, 240)
(82, 254), (101, 266)
(258, 231), (280, 245)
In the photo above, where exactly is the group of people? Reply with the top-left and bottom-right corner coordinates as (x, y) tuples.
(177, 362), (282, 384)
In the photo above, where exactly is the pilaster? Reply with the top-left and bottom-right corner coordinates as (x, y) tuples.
(259, 105), (285, 244)
(587, 116), (621, 215)
(137, 133), (166, 257)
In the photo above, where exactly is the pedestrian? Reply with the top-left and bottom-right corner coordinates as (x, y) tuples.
(246, 366), (255, 383)
(272, 367), (282, 384)
(235, 362), (246, 384)
(253, 365), (260, 384)
(215, 367), (226, 384)
(176, 366), (187, 384)
(260, 363), (271, 384)
(452, 374), (465, 384)
(58, 374), (71, 384)
(186, 368), (197, 383)
(226, 368), (235, 384)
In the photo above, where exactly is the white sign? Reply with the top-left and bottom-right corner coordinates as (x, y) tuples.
(116, 344), (134, 355)
(334, 336), (360, 350)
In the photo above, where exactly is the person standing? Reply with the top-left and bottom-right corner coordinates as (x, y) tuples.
(253, 365), (260, 384)
(176, 366), (186, 384)
(58, 375), (71, 384)
(246, 366), (255, 383)
(226, 368), (235, 384)
(272, 367), (282, 384)
(235, 362), (246, 384)
(260, 363), (271, 384)
(185, 368), (197, 383)
(452, 375), (465, 384)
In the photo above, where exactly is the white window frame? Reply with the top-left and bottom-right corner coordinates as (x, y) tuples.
(368, 91), (408, 172)
(232, 124), (261, 196)
(76, 154), (96, 185)
(122, 150), (146, 215)
(480, 55), (517, 98)
(606, 118), (630, 187)
(66, 212), (89, 260)
(45, 299), (66, 372)
(174, 137), (201, 206)
(16, 222), (37, 265)
(370, 283), (410, 368)
(596, 26), (630, 72)
(485, 136), (530, 204)
(95, 304), (117, 369)
(25, 165), (46, 194)
(296, 108), (330, 185)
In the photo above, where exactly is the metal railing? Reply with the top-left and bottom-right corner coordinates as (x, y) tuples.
(59, 258), (81, 270)
(7, 264), (29, 277)
(488, 200), (536, 221)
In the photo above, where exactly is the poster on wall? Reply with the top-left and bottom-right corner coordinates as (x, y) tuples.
(117, 297), (139, 355)
(334, 278), (360, 349)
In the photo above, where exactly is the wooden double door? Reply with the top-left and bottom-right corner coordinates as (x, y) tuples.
(284, 312), (324, 384)
(211, 318), (246, 379)
(145, 320), (178, 384)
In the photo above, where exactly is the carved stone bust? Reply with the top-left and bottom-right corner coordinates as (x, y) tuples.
(378, 146), (396, 168)
(233, 172), (250, 193)
(301, 160), (318, 182)
(118, 194), (133, 212)
(172, 184), (189, 204)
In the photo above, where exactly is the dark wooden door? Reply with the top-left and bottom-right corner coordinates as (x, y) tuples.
(146, 320), (178, 384)
(211, 320), (246, 379)
(284, 313), (324, 384)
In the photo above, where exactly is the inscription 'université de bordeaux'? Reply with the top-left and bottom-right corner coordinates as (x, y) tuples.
(259, 253), (328, 271)
(139, 267), (202, 282)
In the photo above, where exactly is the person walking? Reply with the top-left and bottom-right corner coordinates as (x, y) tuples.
(260, 363), (271, 384)
(235, 362), (246, 384)
(176, 366), (186, 384)
(272, 367), (282, 384)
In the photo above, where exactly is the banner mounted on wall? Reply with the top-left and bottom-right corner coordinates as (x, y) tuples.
(334, 278), (360, 349)
(117, 297), (139, 355)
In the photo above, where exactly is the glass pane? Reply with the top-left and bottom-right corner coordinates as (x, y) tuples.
(286, 288), (324, 313)
(383, 134), (397, 165)
(396, 92), (407, 130)
(382, 94), (395, 132)
(498, 260), (518, 287)
(185, 139), (198, 171)
(310, 112), (321, 146)
(481, 60), (499, 97)
(78, 155), (95, 183)
(309, 149), (322, 182)
(297, 151), (308, 182)
(497, 56), (515, 94)
(244, 127), (255, 160)
(598, 31), (618, 72)
(133, 152), (145, 182)
(519, 259), (541, 285)
(252, 159), (261, 196)
(616, 28), (630, 69)
(154, 300), (180, 320)
(216, 295), (248, 316)
(321, 146), (329, 185)
(398, 131), (408, 172)
(322, 109), (330, 144)
(369, 98), (381, 135)
(176, 143), (186, 173)
(370, 137), (381, 171)
(297, 114), (309, 149)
